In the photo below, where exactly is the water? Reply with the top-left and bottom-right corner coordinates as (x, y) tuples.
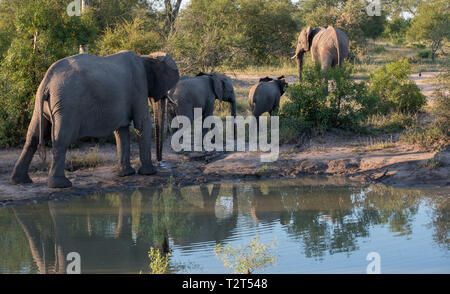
(0, 179), (448, 274)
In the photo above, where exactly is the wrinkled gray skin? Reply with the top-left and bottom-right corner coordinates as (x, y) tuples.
(168, 72), (236, 134)
(294, 26), (349, 80)
(10, 51), (179, 188)
(249, 76), (288, 120)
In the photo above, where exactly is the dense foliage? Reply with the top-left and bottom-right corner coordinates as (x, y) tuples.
(0, 0), (447, 147)
(279, 64), (378, 134)
(407, 0), (450, 60)
(368, 59), (426, 114)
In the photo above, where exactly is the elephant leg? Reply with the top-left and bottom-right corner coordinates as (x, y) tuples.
(10, 113), (50, 185)
(134, 115), (156, 176)
(114, 127), (135, 177)
(48, 146), (71, 189)
(48, 122), (72, 188)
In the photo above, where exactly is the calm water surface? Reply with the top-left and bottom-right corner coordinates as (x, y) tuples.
(0, 179), (449, 273)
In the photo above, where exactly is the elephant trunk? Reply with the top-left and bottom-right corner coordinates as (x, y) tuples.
(230, 98), (236, 118)
(296, 52), (304, 81)
(152, 97), (166, 162)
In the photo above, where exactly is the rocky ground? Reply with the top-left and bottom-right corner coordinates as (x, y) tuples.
(0, 72), (448, 206)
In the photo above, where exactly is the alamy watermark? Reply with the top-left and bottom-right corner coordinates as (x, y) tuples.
(67, 0), (82, 16)
(366, 252), (381, 274)
(366, 0), (382, 16)
(170, 109), (279, 162)
(66, 252), (81, 274)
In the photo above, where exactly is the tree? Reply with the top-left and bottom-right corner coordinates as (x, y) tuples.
(96, 16), (165, 55)
(407, 0), (450, 60)
(235, 0), (298, 65)
(297, 0), (386, 54)
(164, 0), (183, 33)
(0, 0), (97, 146)
(168, 0), (241, 72)
(168, 0), (298, 72)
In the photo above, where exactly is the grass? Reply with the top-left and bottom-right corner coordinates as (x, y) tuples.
(363, 113), (417, 134)
(353, 40), (449, 78)
(66, 146), (103, 171)
(351, 136), (396, 154)
(423, 155), (443, 169)
(401, 126), (448, 150)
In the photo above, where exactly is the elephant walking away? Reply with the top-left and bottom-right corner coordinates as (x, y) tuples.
(10, 51), (179, 188)
(293, 26), (349, 80)
(248, 76), (288, 121)
(168, 72), (237, 134)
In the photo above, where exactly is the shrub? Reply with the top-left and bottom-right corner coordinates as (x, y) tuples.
(148, 247), (170, 274)
(279, 64), (378, 134)
(96, 16), (165, 56)
(364, 112), (416, 134)
(372, 45), (387, 54)
(417, 50), (432, 59)
(401, 82), (449, 151)
(214, 235), (277, 274)
(369, 59), (426, 114)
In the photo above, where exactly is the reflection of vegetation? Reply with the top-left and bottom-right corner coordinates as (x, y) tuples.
(215, 235), (277, 274)
(148, 247), (170, 274)
(0, 182), (447, 274)
(0, 209), (35, 273)
(430, 197), (449, 250)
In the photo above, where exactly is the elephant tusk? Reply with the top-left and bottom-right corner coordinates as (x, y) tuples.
(291, 54), (297, 59)
(166, 94), (177, 106)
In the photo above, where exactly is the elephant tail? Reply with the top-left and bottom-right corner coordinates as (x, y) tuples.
(36, 84), (49, 163)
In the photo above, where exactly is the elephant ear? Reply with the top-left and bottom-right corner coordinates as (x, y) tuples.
(211, 74), (224, 101)
(259, 76), (273, 83)
(196, 72), (209, 77)
(275, 77), (288, 95)
(142, 52), (179, 100)
(305, 26), (313, 50)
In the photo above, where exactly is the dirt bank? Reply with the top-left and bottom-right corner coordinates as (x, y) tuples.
(0, 72), (448, 206)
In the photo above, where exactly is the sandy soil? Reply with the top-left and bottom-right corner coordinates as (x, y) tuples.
(0, 72), (448, 206)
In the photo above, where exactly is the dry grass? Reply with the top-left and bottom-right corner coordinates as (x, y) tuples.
(66, 146), (103, 171)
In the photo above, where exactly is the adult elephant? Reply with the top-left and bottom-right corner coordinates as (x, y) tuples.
(249, 76), (288, 120)
(168, 72), (236, 134)
(293, 26), (349, 80)
(10, 51), (179, 188)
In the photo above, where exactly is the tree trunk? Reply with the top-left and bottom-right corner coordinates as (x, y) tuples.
(79, 0), (89, 54)
(165, 0), (183, 33)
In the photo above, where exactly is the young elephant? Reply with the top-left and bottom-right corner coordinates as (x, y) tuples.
(10, 51), (179, 188)
(248, 76), (288, 121)
(168, 72), (236, 134)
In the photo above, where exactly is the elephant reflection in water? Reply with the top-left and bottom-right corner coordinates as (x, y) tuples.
(12, 190), (157, 273)
(164, 184), (239, 247)
(11, 185), (239, 273)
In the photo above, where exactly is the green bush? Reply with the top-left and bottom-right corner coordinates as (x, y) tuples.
(372, 45), (387, 54)
(0, 0), (97, 147)
(369, 59), (426, 114)
(417, 50), (432, 59)
(278, 64), (378, 133)
(401, 80), (449, 150)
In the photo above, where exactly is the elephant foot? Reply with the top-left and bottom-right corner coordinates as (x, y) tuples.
(117, 166), (135, 177)
(10, 173), (33, 185)
(48, 176), (72, 189)
(138, 165), (157, 176)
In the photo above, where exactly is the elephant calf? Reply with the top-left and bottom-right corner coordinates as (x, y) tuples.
(10, 51), (179, 188)
(248, 76), (288, 120)
(168, 72), (236, 135)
